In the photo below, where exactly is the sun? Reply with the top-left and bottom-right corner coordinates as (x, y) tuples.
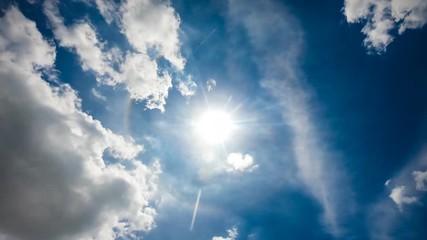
(195, 110), (235, 144)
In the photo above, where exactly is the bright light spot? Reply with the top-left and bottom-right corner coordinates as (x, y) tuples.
(195, 110), (234, 144)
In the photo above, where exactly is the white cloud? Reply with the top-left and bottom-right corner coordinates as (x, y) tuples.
(94, 0), (186, 69)
(206, 78), (217, 92)
(0, 7), (55, 70)
(343, 0), (427, 53)
(368, 149), (427, 239)
(119, 52), (172, 111)
(0, 7), (160, 240)
(212, 227), (238, 240)
(413, 170), (427, 191)
(389, 186), (417, 210)
(44, 0), (185, 111)
(385, 179), (391, 187)
(226, 153), (258, 172)
(177, 75), (197, 97)
(91, 88), (107, 101)
(44, 0), (118, 84)
(227, 0), (350, 236)
(94, 0), (117, 24)
(117, 0), (185, 70)
(248, 233), (257, 240)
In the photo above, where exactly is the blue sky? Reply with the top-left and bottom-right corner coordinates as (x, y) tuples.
(1, 0), (427, 239)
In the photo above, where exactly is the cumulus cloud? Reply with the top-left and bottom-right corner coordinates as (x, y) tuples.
(0, 7), (160, 240)
(94, 0), (186, 69)
(118, 0), (185, 70)
(0, 7), (55, 70)
(226, 153), (258, 172)
(119, 52), (172, 110)
(177, 75), (197, 97)
(44, 0), (118, 83)
(44, 0), (185, 111)
(343, 0), (427, 53)
(206, 78), (217, 92)
(212, 227), (238, 240)
(227, 0), (351, 235)
(413, 170), (427, 191)
(389, 186), (417, 210)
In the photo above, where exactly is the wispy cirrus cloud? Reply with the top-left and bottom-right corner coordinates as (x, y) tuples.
(343, 0), (427, 53)
(227, 0), (353, 235)
(0, 7), (160, 239)
(91, 88), (107, 101)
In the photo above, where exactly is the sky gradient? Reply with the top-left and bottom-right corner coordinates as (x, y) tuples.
(1, 0), (427, 240)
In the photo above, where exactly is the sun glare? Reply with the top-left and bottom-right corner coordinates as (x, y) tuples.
(195, 110), (234, 144)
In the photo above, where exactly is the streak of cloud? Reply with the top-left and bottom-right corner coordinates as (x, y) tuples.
(227, 0), (353, 236)
(190, 189), (202, 231)
(195, 28), (217, 51)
